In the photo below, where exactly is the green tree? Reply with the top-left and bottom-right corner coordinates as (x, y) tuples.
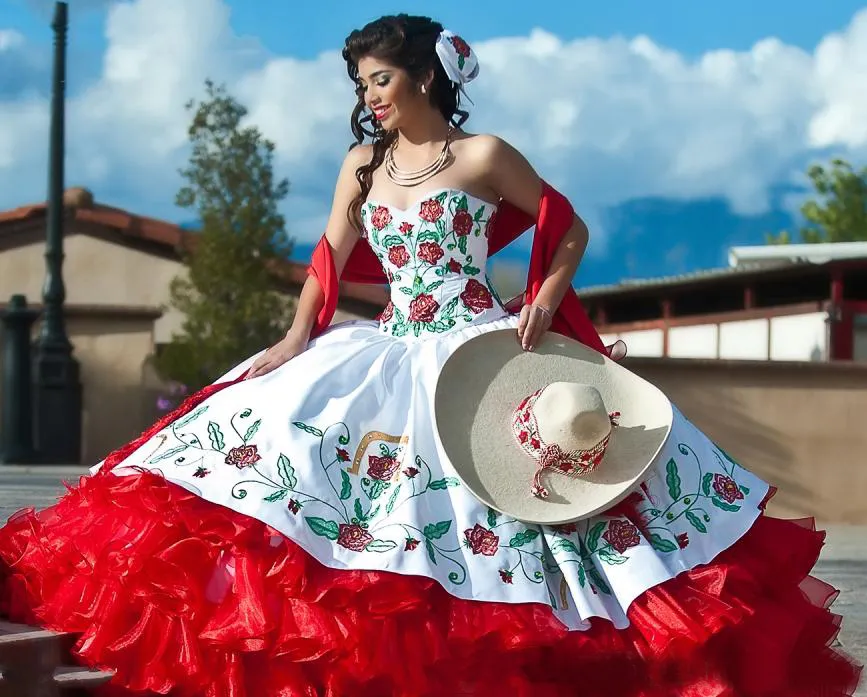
(154, 79), (295, 390)
(768, 158), (867, 244)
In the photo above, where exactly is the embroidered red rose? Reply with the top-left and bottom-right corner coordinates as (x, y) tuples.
(367, 454), (399, 481)
(337, 523), (373, 552)
(419, 198), (444, 222)
(446, 258), (462, 273)
(405, 538), (420, 551)
(464, 524), (499, 556)
(602, 520), (641, 554)
(225, 444), (261, 469)
(388, 245), (410, 268)
(408, 293), (439, 323)
(676, 533), (690, 549)
(399, 222), (414, 235)
(450, 35), (471, 58)
(371, 205), (392, 230)
(380, 301), (394, 323)
(452, 209), (473, 236)
(403, 466), (419, 478)
(712, 474), (744, 504)
(417, 241), (444, 265)
(288, 499), (301, 515)
(193, 466), (210, 478)
(499, 569), (513, 584)
(460, 279), (494, 314)
(336, 448), (350, 462)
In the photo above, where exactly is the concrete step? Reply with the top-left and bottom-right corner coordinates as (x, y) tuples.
(0, 619), (113, 695)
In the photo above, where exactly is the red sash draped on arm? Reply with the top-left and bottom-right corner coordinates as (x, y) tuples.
(308, 181), (607, 354)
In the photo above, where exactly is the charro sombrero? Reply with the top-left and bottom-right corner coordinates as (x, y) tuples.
(434, 329), (673, 524)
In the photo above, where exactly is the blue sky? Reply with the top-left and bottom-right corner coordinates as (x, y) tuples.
(2, 0), (866, 288)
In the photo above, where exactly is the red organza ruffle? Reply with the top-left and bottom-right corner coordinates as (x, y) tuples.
(0, 469), (861, 697)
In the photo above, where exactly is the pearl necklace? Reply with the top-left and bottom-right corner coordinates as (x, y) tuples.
(385, 129), (454, 187)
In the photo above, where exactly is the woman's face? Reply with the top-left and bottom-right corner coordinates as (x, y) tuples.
(357, 56), (427, 130)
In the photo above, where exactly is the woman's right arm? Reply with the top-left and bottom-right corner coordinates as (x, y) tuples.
(245, 145), (372, 379)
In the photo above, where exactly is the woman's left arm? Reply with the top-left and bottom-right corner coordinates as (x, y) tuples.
(477, 135), (590, 350)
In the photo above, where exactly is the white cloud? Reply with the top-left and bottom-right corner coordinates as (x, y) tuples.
(1, 0), (866, 254)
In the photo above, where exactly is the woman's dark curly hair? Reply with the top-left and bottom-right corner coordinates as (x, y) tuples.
(342, 14), (470, 232)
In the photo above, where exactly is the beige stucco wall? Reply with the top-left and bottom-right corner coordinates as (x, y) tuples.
(0, 232), (185, 343)
(627, 357), (867, 524)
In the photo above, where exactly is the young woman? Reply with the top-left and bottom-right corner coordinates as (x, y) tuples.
(0, 14), (860, 697)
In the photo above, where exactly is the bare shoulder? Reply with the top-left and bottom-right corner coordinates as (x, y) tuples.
(453, 132), (513, 169)
(454, 132), (541, 212)
(343, 143), (375, 172)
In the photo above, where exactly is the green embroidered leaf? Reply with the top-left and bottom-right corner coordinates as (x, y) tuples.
(577, 563), (587, 587)
(417, 230), (440, 243)
(399, 286), (414, 296)
(701, 472), (714, 496)
(740, 485), (750, 496)
(441, 297), (459, 318)
(305, 517), (339, 540)
(425, 539), (437, 564)
(423, 520), (452, 540)
(425, 280), (444, 293)
(277, 454), (297, 489)
(462, 264), (481, 276)
(368, 505), (380, 520)
(598, 548), (628, 565)
(339, 470), (352, 500)
(392, 322), (410, 338)
(487, 508), (499, 527)
(264, 489), (288, 502)
(239, 408), (252, 418)
(509, 529), (540, 548)
(665, 458), (682, 499)
(429, 477), (460, 490)
(587, 566), (611, 594)
(457, 234), (468, 255)
(473, 205), (486, 222)
(386, 484), (402, 514)
(550, 539), (580, 555)
(685, 510), (708, 533)
(173, 406), (208, 430)
(243, 419), (262, 443)
(206, 421), (225, 450)
(412, 275), (424, 293)
(354, 498), (364, 521)
(369, 480), (388, 500)
(711, 498), (742, 513)
(649, 533), (678, 553)
(455, 194), (469, 211)
(586, 521), (605, 553)
(148, 444), (188, 464)
(365, 539), (397, 553)
(381, 234), (404, 247)
(292, 422), (323, 438)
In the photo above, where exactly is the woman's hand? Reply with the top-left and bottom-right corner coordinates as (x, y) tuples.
(517, 303), (553, 351)
(245, 330), (309, 380)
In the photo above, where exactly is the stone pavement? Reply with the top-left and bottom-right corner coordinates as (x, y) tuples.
(1, 465), (864, 694)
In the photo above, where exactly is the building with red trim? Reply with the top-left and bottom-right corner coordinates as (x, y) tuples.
(581, 242), (867, 362)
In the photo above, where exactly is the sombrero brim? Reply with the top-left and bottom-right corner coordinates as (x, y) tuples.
(434, 329), (672, 524)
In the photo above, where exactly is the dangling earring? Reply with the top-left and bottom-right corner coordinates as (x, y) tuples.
(421, 84), (427, 94)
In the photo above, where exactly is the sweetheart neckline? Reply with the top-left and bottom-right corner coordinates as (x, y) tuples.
(365, 187), (500, 214)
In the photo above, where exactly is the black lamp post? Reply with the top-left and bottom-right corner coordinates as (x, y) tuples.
(31, 0), (83, 464)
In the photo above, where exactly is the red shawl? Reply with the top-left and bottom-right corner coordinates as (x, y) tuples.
(308, 181), (606, 353)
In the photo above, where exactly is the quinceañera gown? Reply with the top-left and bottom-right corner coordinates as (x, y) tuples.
(0, 187), (861, 697)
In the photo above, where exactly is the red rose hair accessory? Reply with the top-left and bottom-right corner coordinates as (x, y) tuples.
(435, 30), (480, 91)
(512, 387), (620, 499)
